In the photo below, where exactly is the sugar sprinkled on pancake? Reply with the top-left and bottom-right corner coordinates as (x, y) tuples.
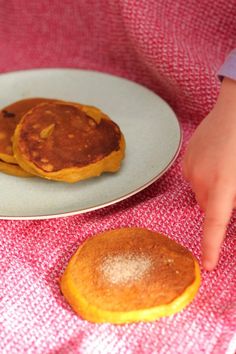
(60, 227), (201, 323)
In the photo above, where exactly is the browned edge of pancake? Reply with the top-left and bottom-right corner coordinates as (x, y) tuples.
(0, 159), (32, 177)
(0, 98), (56, 164)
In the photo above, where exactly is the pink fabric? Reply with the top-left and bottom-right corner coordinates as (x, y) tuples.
(0, 1), (236, 353)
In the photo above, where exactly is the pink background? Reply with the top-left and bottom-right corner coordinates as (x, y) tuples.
(0, 1), (235, 353)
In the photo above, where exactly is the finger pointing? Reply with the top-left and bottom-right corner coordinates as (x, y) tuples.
(202, 184), (233, 271)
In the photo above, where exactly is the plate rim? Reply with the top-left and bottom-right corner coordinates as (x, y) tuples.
(0, 67), (182, 220)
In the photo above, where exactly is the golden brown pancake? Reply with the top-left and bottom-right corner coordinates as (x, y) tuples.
(13, 101), (125, 183)
(0, 159), (32, 177)
(60, 228), (201, 324)
(0, 98), (54, 164)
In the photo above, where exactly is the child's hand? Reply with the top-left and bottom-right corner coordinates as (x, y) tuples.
(182, 78), (236, 270)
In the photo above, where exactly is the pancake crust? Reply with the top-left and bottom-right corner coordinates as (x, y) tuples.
(0, 159), (32, 177)
(0, 98), (54, 164)
(13, 101), (125, 183)
(60, 228), (201, 324)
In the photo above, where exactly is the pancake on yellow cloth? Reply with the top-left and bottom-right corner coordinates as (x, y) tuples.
(13, 101), (125, 183)
(60, 227), (201, 324)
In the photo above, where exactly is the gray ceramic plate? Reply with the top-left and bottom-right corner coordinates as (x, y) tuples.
(0, 69), (182, 219)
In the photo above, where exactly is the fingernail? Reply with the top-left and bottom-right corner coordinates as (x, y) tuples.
(203, 260), (215, 271)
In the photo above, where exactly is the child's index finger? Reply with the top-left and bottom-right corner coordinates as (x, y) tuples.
(201, 183), (233, 271)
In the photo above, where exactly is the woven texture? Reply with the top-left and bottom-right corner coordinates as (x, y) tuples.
(0, 1), (236, 353)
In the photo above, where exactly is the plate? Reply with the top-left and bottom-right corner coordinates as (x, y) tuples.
(0, 68), (182, 219)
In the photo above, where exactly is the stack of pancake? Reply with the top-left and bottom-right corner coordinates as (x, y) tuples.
(0, 98), (125, 182)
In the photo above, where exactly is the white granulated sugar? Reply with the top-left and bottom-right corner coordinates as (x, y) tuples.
(101, 253), (152, 285)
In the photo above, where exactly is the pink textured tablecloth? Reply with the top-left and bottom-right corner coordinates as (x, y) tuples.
(0, 1), (236, 353)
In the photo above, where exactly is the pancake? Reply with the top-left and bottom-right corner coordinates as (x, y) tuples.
(0, 159), (32, 177)
(13, 101), (125, 183)
(60, 227), (201, 324)
(0, 98), (54, 164)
